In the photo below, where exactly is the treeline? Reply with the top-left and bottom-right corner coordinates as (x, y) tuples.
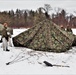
(0, 8), (76, 28)
(52, 9), (76, 28)
(0, 9), (36, 28)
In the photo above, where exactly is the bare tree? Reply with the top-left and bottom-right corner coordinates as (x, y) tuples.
(54, 7), (62, 14)
(44, 4), (52, 13)
(74, 11), (76, 14)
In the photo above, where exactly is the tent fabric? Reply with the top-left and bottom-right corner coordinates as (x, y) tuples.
(13, 19), (74, 52)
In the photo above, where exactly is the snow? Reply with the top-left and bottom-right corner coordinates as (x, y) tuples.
(0, 28), (76, 74)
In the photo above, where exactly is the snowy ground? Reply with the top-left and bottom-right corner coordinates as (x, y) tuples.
(0, 28), (76, 74)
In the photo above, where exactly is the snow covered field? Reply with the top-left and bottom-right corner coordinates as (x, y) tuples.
(0, 28), (76, 74)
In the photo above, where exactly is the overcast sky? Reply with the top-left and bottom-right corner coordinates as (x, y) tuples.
(0, 0), (76, 14)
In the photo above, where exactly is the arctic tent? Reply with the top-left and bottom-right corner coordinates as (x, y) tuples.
(13, 19), (74, 52)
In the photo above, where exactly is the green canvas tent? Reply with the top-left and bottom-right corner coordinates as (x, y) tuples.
(13, 19), (74, 52)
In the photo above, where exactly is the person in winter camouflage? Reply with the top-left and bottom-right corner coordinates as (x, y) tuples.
(66, 25), (73, 33)
(60, 25), (65, 31)
(1, 23), (10, 51)
(65, 24), (76, 46)
(72, 34), (76, 46)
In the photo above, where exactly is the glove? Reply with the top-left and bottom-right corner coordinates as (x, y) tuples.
(7, 32), (10, 35)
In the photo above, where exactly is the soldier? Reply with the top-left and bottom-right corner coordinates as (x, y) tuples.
(60, 25), (65, 31)
(72, 35), (76, 46)
(66, 25), (76, 46)
(66, 25), (73, 33)
(1, 23), (10, 51)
